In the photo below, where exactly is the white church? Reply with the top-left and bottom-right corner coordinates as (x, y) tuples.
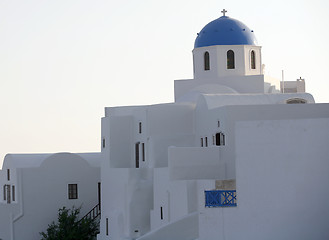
(1, 10), (329, 240)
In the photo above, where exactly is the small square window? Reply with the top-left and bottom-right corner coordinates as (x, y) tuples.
(68, 184), (78, 199)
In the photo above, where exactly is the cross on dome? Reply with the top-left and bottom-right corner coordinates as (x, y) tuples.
(221, 9), (227, 16)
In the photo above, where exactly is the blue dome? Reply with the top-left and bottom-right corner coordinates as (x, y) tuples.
(194, 16), (257, 48)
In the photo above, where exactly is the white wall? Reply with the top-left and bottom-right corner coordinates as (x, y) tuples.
(192, 46), (218, 80)
(216, 45), (246, 77)
(1, 158), (18, 205)
(199, 117), (329, 240)
(98, 168), (153, 240)
(168, 146), (226, 180)
(1, 153), (100, 240)
(151, 168), (198, 233)
(99, 91), (328, 240)
(0, 164), (20, 240)
(138, 212), (198, 240)
(147, 103), (194, 137)
(193, 45), (262, 79)
(243, 46), (262, 76)
(103, 103), (195, 169)
(174, 75), (265, 101)
(109, 115), (133, 168)
(151, 168), (170, 230)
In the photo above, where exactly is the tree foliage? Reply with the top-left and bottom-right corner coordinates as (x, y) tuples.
(40, 206), (98, 240)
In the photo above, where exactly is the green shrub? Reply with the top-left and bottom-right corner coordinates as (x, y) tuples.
(40, 206), (98, 240)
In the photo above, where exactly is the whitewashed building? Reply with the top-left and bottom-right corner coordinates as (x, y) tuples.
(97, 11), (329, 240)
(1, 10), (329, 240)
(0, 152), (101, 240)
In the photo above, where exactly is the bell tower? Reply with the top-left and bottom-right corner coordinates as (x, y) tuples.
(174, 10), (266, 101)
(192, 10), (263, 80)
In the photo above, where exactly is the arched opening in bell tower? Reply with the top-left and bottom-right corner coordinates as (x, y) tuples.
(204, 51), (210, 71)
(227, 50), (235, 69)
(251, 50), (256, 69)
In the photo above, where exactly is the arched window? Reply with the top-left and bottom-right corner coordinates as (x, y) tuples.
(286, 98), (307, 104)
(204, 51), (210, 71)
(215, 132), (225, 146)
(227, 50), (235, 69)
(251, 50), (256, 69)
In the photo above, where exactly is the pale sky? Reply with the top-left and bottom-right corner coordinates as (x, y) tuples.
(1, 0), (329, 168)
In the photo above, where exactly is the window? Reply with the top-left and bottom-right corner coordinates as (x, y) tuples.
(139, 122), (142, 134)
(160, 207), (163, 220)
(7, 169), (10, 181)
(106, 218), (109, 236)
(227, 50), (235, 69)
(3, 185), (6, 201)
(4, 185), (11, 204)
(251, 50), (256, 69)
(193, 54), (196, 75)
(201, 138), (204, 147)
(216, 133), (220, 146)
(216, 132), (225, 146)
(135, 142), (140, 168)
(205, 137), (208, 147)
(286, 98), (307, 104)
(102, 138), (105, 148)
(217, 120), (220, 128)
(12, 185), (15, 202)
(98, 182), (101, 207)
(204, 51), (210, 71)
(68, 184), (78, 199)
(142, 143), (145, 162)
